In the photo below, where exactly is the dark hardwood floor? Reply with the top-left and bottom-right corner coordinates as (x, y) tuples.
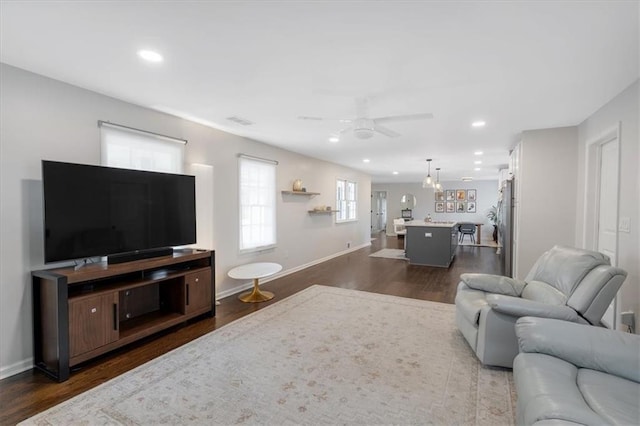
(0, 234), (501, 425)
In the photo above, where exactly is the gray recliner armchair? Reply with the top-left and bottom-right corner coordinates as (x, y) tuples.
(455, 245), (627, 368)
(514, 317), (640, 425)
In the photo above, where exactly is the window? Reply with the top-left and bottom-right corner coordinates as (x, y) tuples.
(336, 178), (357, 222)
(239, 155), (277, 252)
(100, 121), (185, 173)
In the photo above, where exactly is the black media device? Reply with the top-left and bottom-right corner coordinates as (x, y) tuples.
(42, 160), (196, 264)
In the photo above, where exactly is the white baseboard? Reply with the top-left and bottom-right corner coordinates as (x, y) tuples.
(0, 357), (33, 380)
(216, 241), (371, 300)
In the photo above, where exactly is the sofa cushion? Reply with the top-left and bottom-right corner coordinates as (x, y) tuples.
(513, 353), (604, 425)
(521, 281), (567, 305)
(577, 369), (640, 425)
(525, 246), (609, 296)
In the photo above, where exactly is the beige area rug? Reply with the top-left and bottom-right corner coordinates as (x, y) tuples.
(369, 248), (407, 259)
(21, 286), (516, 425)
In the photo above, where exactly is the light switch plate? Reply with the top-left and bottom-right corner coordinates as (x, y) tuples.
(619, 217), (630, 233)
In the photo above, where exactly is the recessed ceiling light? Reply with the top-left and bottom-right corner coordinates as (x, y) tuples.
(392, 171), (399, 175)
(138, 49), (163, 63)
(474, 151), (484, 156)
(363, 159), (370, 163)
(474, 167), (481, 171)
(472, 121), (486, 128)
(474, 160), (482, 165)
(328, 136), (339, 143)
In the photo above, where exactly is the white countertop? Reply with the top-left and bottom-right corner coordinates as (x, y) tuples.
(405, 220), (458, 228)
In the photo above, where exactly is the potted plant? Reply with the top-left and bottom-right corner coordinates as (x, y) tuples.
(486, 205), (499, 242)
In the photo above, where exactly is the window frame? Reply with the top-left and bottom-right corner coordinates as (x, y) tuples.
(336, 178), (358, 223)
(238, 155), (277, 253)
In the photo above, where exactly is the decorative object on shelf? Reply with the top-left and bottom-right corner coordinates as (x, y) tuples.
(422, 159), (433, 188)
(325, 206), (332, 211)
(292, 179), (303, 191)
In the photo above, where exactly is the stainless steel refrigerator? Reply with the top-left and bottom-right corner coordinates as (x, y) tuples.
(499, 179), (515, 277)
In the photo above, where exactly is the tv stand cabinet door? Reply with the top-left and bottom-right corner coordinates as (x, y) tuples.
(69, 292), (119, 358)
(184, 269), (212, 315)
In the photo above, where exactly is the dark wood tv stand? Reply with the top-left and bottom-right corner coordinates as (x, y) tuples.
(31, 249), (215, 382)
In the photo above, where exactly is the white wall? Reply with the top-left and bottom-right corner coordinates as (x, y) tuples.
(372, 180), (498, 241)
(513, 126), (579, 278)
(0, 64), (371, 377)
(576, 80), (639, 331)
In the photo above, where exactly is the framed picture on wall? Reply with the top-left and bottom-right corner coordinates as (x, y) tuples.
(457, 201), (466, 212)
(435, 191), (444, 201)
(446, 201), (455, 212)
(446, 190), (455, 201)
(467, 202), (476, 213)
(467, 189), (477, 201)
(456, 190), (466, 201)
(435, 202), (444, 213)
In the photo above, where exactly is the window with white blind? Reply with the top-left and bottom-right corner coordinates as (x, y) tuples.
(239, 155), (277, 252)
(99, 121), (186, 173)
(336, 178), (357, 223)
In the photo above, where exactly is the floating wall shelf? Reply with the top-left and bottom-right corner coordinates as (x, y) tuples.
(308, 210), (339, 214)
(281, 190), (320, 196)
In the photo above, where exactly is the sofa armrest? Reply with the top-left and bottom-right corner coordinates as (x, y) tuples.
(460, 273), (527, 296)
(516, 317), (640, 383)
(486, 294), (579, 322)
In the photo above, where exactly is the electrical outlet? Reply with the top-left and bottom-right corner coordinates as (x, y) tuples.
(621, 311), (635, 326)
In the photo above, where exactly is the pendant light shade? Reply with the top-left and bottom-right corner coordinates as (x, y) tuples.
(435, 167), (442, 191)
(422, 159), (433, 188)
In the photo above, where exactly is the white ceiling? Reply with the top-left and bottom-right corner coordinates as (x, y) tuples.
(1, 1), (638, 183)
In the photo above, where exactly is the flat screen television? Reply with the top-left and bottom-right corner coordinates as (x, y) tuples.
(42, 160), (196, 264)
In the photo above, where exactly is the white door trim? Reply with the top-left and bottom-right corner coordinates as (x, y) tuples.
(582, 122), (621, 328)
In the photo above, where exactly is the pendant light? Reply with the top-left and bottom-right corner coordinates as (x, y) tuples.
(435, 167), (442, 191)
(422, 159), (433, 188)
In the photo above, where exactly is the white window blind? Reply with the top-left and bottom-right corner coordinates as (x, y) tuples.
(239, 155), (277, 252)
(336, 178), (357, 222)
(100, 122), (185, 173)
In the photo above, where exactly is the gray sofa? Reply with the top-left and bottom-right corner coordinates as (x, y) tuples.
(514, 317), (640, 425)
(455, 245), (627, 368)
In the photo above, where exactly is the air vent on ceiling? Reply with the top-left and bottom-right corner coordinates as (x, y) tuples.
(226, 116), (254, 126)
(297, 116), (323, 121)
(461, 177), (474, 182)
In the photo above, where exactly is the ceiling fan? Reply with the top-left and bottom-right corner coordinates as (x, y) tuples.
(298, 97), (433, 139)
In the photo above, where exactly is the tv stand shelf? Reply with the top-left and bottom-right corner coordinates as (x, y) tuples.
(32, 249), (215, 382)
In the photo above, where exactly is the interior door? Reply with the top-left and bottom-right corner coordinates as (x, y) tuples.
(597, 138), (619, 328)
(371, 191), (387, 233)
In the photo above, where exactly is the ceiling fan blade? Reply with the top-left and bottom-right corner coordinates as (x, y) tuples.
(298, 115), (353, 123)
(373, 124), (401, 138)
(374, 113), (434, 124)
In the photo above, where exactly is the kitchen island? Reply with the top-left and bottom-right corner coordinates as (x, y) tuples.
(404, 221), (458, 267)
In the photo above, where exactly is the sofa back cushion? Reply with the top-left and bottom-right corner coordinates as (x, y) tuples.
(524, 246), (609, 298)
(521, 281), (567, 305)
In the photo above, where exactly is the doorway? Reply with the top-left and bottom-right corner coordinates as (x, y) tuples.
(584, 124), (620, 328)
(371, 191), (387, 233)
